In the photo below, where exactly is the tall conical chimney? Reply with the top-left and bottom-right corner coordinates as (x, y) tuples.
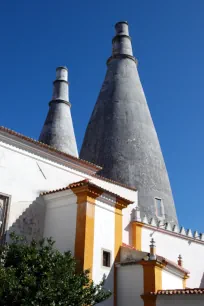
(80, 22), (178, 225)
(39, 67), (78, 157)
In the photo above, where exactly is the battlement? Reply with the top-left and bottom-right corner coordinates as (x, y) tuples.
(132, 210), (204, 243)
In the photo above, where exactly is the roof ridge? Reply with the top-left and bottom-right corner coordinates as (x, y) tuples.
(41, 179), (133, 204)
(92, 173), (137, 191)
(0, 126), (101, 170)
(121, 243), (189, 274)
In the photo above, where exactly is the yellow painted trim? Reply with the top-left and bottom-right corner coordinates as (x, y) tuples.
(72, 185), (103, 278)
(132, 221), (143, 251)
(142, 261), (163, 293)
(140, 260), (164, 306)
(183, 274), (189, 289)
(114, 207), (123, 261)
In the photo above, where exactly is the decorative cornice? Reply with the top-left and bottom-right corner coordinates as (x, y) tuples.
(42, 179), (133, 208)
(49, 99), (71, 107)
(112, 34), (132, 43)
(107, 54), (138, 65)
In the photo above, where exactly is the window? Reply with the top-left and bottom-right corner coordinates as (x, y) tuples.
(102, 250), (111, 267)
(155, 198), (163, 217)
(0, 194), (9, 239)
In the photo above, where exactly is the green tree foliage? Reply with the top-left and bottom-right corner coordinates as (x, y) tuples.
(0, 233), (111, 305)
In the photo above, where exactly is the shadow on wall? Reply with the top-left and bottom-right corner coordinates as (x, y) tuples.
(99, 259), (115, 305)
(5, 196), (46, 244)
(99, 246), (125, 306)
(123, 208), (135, 244)
(200, 273), (204, 288)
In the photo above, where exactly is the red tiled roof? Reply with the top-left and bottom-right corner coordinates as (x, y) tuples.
(0, 126), (138, 191)
(69, 179), (89, 189)
(157, 255), (189, 274)
(41, 179), (133, 205)
(122, 242), (137, 250)
(41, 186), (70, 195)
(149, 288), (204, 295)
(121, 243), (189, 274)
(41, 179), (88, 195)
(0, 126), (101, 171)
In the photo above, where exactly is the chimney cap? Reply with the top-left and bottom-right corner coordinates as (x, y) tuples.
(114, 21), (130, 37)
(115, 21), (128, 26)
(56, 66), (68, 71)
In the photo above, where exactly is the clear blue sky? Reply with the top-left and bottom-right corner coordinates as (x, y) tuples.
(0, 1), (203, 232)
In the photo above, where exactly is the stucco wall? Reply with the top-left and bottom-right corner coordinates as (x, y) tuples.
(0, 140), (136, 242)
(91, 177), (138, 247)
(92, 198), (115, 306)
(0, 142), (85, 233)
(43, 190), (77, 253)
(7, 195), (45, 243)
(157, 295), (204, 306)
(91, 176), (137, 202)
(141, 226), (204, 288)
(117, 265), (143, 306)
(162, 269), (183, 290)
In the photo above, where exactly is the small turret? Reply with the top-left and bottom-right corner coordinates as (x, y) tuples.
(149, 238), (157, 260)
(39, 67), (78, 157)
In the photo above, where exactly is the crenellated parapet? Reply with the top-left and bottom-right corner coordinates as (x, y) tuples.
(131, 207), (204, 242)
(137, 214), (204, 242)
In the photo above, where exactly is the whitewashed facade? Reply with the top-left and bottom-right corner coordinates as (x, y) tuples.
(0, 126), (204, 306)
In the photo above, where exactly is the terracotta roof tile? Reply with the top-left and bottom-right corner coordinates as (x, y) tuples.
(40, 179), (89, 195)
(69, 179), (89, 189)
(121, 243), (189, 274)
(41, 186), (70, 195)
(0, 126), (101, 171)
(0, 126), (138, 191)
(122, 242), (137, 250)
(149, 288), (204, 295)
(92, 174), (137, 191)
(41, 179), (133, 205)
(157, 255), (189, 274)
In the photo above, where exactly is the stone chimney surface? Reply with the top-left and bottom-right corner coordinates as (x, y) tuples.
(80, 22), (178, 225)
(39, 67), (78, 157)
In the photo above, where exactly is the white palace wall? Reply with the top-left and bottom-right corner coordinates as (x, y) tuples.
(0, 134), (137, 243)
(43, 190), (78, 253)
(0, 141), (84, 231)
(117, 264), (144, 306)
(162, 269), (183, 290)
(141, 223), (204, 288)
(92, 197), (116, 306)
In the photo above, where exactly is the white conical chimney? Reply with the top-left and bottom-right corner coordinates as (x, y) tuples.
(39, 67), (78, 157)
(80, 22), (178, 225)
